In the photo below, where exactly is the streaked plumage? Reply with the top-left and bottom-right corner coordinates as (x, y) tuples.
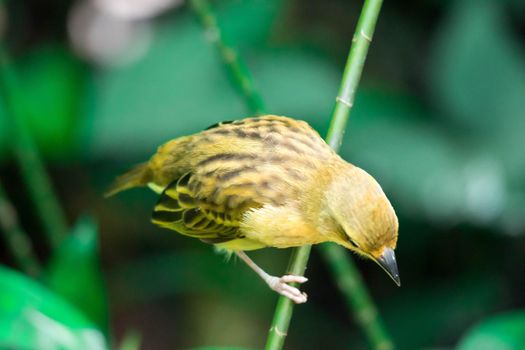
(107, 115), (400, 301)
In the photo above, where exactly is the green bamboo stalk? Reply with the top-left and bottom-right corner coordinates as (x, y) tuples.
(0, 179), (41, 277)
(0, 48), (68, 251)
(189, 0), (266, 115)
(190, 0), (393, 349)
(325, 0), (383, 150)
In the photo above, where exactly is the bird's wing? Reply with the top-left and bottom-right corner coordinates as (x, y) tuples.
(152, 172), (242, 243)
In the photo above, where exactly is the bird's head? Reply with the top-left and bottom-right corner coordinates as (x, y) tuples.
(321, 164), (400, 286)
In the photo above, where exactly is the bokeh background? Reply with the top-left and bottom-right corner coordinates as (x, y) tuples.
(1, 0), (525, 349)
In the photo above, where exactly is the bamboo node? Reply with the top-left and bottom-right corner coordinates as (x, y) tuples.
(270, 326), (288, 337)
(336, 96), (353, 107)
(360, 30), (372, 42)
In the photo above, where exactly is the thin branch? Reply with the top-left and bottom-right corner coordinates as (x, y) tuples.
(0, 48), (68, 251)
(189, 0), (266, 115)
(324, 0), (383, 150)
(0, 178), (41, 277)
(322, 243), (393, 350)
(189, 0), (393, 349)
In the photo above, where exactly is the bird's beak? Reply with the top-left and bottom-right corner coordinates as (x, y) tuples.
(375, 248), (401, 286)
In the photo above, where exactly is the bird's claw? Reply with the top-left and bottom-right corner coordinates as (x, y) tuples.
(267, 274), (308, 304)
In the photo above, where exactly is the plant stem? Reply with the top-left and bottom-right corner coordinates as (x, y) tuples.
(0, 179), (41, 277)
(325, 0), (383, 150)
(190, 0), (393, 349)
(189, 0), (266, 115)
(322, 243), (393, 350)
(0, 48), (68, 251)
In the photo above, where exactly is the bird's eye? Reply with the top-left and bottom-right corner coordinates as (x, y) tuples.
(346, 236), (359, 248)
(336, 224), (360, 248)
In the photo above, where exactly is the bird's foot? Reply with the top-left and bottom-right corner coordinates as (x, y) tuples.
(266, 275), (308, 304)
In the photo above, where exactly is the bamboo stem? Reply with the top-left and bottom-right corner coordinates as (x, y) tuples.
(189, 0), (266, 115)
(0, 179), (41, 277)
(325, 0), (383, 150)
(0, 48), (68, 251)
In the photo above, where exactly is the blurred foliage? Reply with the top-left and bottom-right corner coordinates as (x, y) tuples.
(0, 45), (86, 159)
(384, 276), (503, 349)
(457, 311), (525, 350)
(82, 0), (338, 159)
(0, 265), (107, 350)
(16, 45), (86, 158)
(1, 0), (525, 349)
(46, 216), (108, 332)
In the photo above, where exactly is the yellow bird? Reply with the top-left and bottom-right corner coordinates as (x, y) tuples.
(106, 115), (400, 303)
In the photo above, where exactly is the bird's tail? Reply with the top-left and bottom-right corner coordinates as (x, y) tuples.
(104, 162), (152, 197)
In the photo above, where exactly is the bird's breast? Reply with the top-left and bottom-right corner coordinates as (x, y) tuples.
(239, 203), (327, 249)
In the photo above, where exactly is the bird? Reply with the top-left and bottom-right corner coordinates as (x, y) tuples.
(106, 115), (400, 303)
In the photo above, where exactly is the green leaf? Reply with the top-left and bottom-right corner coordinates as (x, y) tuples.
(0, 265), (107, 350)
(46, 216), (108, 332)
(17, 45), (86, 158)
(457, 311), (525, 350)
(0, 44), (86, 160)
